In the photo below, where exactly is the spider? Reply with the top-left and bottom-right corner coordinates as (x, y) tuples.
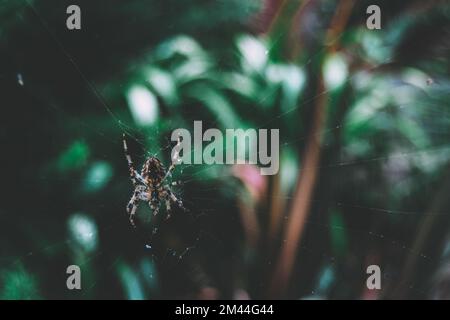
(123, 134), (186, 227)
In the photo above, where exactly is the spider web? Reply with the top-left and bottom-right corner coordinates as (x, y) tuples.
(1, 0), (450, 300)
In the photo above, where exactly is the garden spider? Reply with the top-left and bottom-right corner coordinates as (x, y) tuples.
(123, 134), (186, 227)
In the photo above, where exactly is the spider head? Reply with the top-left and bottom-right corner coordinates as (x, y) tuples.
(142, 157), (166, 185)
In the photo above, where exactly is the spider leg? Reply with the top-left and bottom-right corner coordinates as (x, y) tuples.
(160, 188), (172, 220)
(149, 200), (160, 217)
(123, 134), (139, 187)
(165, 198), (172, 220)
(126, 193), (139, 227)
(159, 134), (182, 185)
(169, 190), (187, 212)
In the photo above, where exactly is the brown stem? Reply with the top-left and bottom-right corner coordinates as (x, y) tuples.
(269, 78), (326, 297)
(268, 0), (355, 298)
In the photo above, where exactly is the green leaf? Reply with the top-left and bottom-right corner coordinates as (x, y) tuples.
(56, 140), (90, 173)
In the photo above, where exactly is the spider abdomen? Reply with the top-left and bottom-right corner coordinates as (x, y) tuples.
(142, 157), (166, 185)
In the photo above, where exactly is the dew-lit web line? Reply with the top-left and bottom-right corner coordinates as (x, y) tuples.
(23, 0), (146, 146)
(182, 190), (437, 298)
(206, 19), (348, 133)
(175, 59), (450, 189)
(172, 72), (450, 192)
(185, 188), (450, 217)
(23, 0), (196, 159)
